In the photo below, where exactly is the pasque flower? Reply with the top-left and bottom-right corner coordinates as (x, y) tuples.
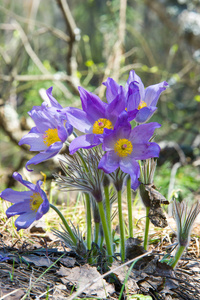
(103, 70), (168, 123)
(19, 87), (73, 170)
(0, 172), (49, 231)
(63, 86), (137, 154)
(98, 113), (161, 190)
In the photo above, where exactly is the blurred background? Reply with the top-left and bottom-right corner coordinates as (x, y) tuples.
(0, 0), (200, 201)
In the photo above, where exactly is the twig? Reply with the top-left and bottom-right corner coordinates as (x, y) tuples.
(0, 5), (70, 42)
(12, 20), (73, 98)
(98, 0), (127, 98)
(67, 250), (153, 300)
(56, 0), (80, 92)
(0, 74), (72, 82)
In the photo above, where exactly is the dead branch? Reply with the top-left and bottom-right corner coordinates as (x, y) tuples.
(98, 0), (127, 98)
(0, 5), (70, 43)
(12, 20), (73, 99)
(56, 0), (80, 93)
(0, 74), (72, 82)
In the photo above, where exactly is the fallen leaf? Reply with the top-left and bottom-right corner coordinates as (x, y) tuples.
(57, 264), (115, 297)
(111, 261), (139, 293)
(22, 254), (53, 267)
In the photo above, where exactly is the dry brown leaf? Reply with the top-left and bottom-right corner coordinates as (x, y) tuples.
(57, 264), (115, 297)
(111, 261), (139, 293)
(0, 287), (25, 299)
(22, 254), (53, 267)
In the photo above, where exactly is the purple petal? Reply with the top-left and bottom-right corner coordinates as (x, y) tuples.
(12, 172), (37, 191)
(119, 158), (140, 190)
(26, 142), (63, 171)
(15, 212), (36, 231)
(102, 119), (131, 151)
(69, 134), (101, 154)
(19, 131), (47, 151)
(144, 81), (168, 106)
(63, 107), (92, 133)
(106, 86), (126, 123)
(28, 106), (55, 132)
(131, 142), (160, 160)
(134, 107), (157, 123)
(46, 87), (63, 109)
(6, 201), (32, 217)
(126, 82), (140, 111)
(98, 151), (120, 173)
(0, 189), (33, 203)
(127, 109), (138, 121)
(57, 125), (68, 143)
(103, 77), (121, 103)
(35, 182), (50, 219)
(78, 87), (106, 120)
(129, 122), (161, 144)
(125, 70), (145, 100)
(36, 200), (49, 220)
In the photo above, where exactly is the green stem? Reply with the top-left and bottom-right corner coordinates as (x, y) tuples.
(127, 176), (133, 238)
(104, 185), (112, 240)
(50, 204), (77, 245)
(85, 193), (92, 251)
(143, 206), (150, 250)
(118, 189), (125, 262)
(97, 201), (113, 263)
(170, 245), (185, 269)
(94, 222), (100, 244)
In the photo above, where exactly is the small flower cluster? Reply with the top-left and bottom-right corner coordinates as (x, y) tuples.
(1, 70), (183, 266)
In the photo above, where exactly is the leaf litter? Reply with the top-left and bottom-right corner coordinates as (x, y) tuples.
(1, 210), (200, 299)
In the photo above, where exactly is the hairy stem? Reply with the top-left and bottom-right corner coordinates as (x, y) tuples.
(170, 245), (185, 269)
(143, 206), (150, 250)
(94, 222), (100, 245)
(98, 201), (113, 263)
(127, 176), (133, 238)
(104, 185), (112, 240)
(118, 189), (125, 262)
(85, 193), (92, 251)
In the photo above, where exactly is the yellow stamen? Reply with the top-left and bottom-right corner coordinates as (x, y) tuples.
(114, 139), (133, 157)
(92, 118), (113, 134)
(43, 128), (61, 146)
(138, 100), (147, 110)
(30, 193), (43, 212)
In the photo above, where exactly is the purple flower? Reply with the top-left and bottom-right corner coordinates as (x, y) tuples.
(19, 87), (73, 170)
(64, 86), (136, 154)
(0, 172), (49, 231)
(103, 70), (168, 123)
(98, 114), (161, 190)
(0, 254), (9, 262)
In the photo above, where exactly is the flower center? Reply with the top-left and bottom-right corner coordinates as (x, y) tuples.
(92, 118), (113, 134)
(30, 193), (43, 212)
(114, 139), (133, 157)
(43, 128), (61, 146)
(138, 101), (147, 110)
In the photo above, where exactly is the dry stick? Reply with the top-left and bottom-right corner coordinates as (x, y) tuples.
(67, 250), (152, 300)
(12, 20), (73, 99)
(0, 5), (70, 42)
(0, 289), (24, 300)
(98, 0), (127, 98)
(0, 74), (72, 82)
(57, 0), (80, 91)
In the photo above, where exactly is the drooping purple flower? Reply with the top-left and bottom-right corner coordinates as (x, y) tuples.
(19, 87), (73, 170)
(103, 70), (168, 123)
(98, 113), (161, 190)
(0, 172), (49, 231)
(63, 86), (137, 154)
